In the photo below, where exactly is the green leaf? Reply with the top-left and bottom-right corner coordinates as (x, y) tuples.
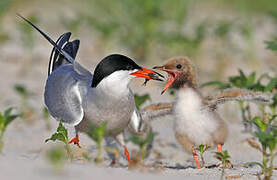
(45, 121), (68, 144)
(145, 131), (157, 145)
(129, 131), (157, 149)
(229, 76), (244, 88)
(265, 78), (277, 92)
(43, 107), (49, 120)
(215, 152), (224, 158)
(269, 114), (277, 124)
(255, 131), (276, 151)
(270, 93), (277, 108)
(215, 21), (232, 38)
(46, 146), (67, 166)
(129, 135), (145, 148)
(0, 113), (5, 132)
(198, 144), (204, 154)
(45, 133), (67, 143)
(3, 107), (13, 117)
(252, 116), (267, 132)
(239, 69), (246, 80)
(222, 150), (231, 159)
(14, 84), (27, 97)
(215, 150), (230, 160)
(86, 122), (107, 143)
(57, 121), (68, 140)
(246, 72), (256, 87)
(0, 107), (20, 134)
(134, 93), (151, 109)
(228, 69), (251, 89)
(265, 40), (277, 51)
(4, 115), (19, 127)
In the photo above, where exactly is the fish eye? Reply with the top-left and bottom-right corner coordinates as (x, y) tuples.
(176, 64), (182, 69)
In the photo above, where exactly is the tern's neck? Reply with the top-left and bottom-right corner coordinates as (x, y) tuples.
(95, 71), (132, 97)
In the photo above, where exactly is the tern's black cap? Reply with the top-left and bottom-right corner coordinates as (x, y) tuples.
(91, 54), (142, 87)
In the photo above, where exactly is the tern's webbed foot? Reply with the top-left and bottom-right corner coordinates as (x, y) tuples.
(69, 135), (81, 148)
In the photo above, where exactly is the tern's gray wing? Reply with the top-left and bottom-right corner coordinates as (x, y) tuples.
(44, 65), (92, 125)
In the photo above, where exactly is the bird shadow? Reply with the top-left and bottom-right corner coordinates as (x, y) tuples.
(164, 165), (194, 170)
(164, 164), (218, 170)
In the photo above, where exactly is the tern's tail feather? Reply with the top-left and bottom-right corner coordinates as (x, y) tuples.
(16, 14), (78, 70)
(48, 33), (80, 75)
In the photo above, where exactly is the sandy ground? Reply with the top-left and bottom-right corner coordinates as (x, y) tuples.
(0, 49), (276, 180)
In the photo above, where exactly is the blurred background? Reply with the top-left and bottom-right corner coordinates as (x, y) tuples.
(1, 0), (277, 132)
(1, 0), (277, 75)
(0, 1), (277, 179)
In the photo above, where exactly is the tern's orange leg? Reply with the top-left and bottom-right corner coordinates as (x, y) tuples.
(217, 144), (223, 153)
(69, 135), (81, 148)
(124, 146), (130, 163)
(192, 150), (201, 169)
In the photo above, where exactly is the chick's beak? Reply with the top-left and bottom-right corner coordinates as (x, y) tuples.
(153, 65), (176, 94)
(130, 67), (164, 81)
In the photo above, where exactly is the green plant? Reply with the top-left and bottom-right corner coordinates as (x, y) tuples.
(86, 122), (107, 163)
(14, 84), (28, 108)
(128, 131), (157, 160)
(265, 39), (277, 51)
(42, 106), (51, 130)
(82, 152), (92, 162)
(201, 70), (276, 132)
(45, 121), (73, 160)
(46, 146), (67, 173)
(69, 0), (209, 61)
(195, 144), (210, 167)
(215, 150), (232, 180)
(134, 93), (151, 110)
(245, 115), (277, 180)
(0, 107), (20, 153)
(13, 84), (34, 122)
(215, 21), (233, 39)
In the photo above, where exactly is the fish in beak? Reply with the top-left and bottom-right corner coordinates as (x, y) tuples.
(131, 67), (164, 81)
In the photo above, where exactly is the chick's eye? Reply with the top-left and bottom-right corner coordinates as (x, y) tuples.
(176, 64), (182, 69)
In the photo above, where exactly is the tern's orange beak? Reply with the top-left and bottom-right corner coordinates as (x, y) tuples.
(130, 67), (164, 81)
(153, 65), (177, 94)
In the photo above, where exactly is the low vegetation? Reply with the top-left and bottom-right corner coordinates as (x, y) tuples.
(0, 107), (21, 153)
(45, 121), (73, 160)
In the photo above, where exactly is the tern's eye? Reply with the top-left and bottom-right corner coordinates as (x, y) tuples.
(176, 64), (182, 69)
(126, 65), (133, 70)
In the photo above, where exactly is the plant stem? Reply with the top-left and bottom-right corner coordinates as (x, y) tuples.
(200, 152), (205, 167)
(220, 167), (225, 180)
(264, 152), (275, 180)
(0, 131), (4, 153)
(65, 143), (73, 161)
(140, 145), (147, 160)
(95, 140), (103, 163)
(262, 145), (270, 180)
(239, 101), (252, 132)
